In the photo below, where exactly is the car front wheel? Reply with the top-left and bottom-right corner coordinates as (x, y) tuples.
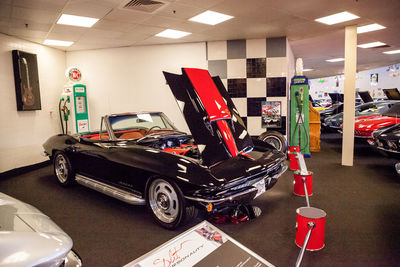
(146, 177), (186, 229)
(53, 151), (75, 187)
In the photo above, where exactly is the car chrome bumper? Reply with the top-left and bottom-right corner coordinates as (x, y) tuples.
(64, 250), (83, 267)
(185, 163), (287, 205)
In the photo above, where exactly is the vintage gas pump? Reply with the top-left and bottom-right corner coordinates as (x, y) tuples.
(290, 59), (310, 157)
(59, 67), (89, 134)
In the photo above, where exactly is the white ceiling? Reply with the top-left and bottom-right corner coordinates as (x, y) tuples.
(1, 0), (400, 78)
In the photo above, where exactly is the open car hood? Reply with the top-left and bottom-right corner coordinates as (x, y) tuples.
(163, 68), (253, 166)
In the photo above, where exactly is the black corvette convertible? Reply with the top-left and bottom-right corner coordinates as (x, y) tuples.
(370, 123), (400, 175)
(43, 68), (287, 229)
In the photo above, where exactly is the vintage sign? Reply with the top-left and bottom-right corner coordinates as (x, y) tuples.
(124, 221), (273, 267)
(262, 101), (282, 128)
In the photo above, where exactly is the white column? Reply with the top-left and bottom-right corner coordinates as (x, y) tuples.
(341, 25), (357, 166)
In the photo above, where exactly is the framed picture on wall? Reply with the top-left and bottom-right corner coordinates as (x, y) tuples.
(12, 50), (41, 111)
(261, 101), (281, 128)
(370, 73), (378, 85)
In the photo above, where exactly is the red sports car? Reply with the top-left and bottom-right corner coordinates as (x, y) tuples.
(354, 103), (400, 138)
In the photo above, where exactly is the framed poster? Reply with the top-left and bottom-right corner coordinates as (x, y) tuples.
(370, 73), (378, 86)
(12, 50), (41, 110)
(124, 220), (274, 267)
(262, 101), (282, 128)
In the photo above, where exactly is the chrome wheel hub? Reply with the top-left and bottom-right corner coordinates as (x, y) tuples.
(55, 154), (68, 183)
(157, 193), (169, 210)
(264, 136), (282, 151)
(149, 179), (179, 223)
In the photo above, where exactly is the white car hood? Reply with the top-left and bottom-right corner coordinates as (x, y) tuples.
(0, 192), (73, 267)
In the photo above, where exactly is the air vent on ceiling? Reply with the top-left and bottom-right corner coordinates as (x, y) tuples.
(122, 0), (168, 13)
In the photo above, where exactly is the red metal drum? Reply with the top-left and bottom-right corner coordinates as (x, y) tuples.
(295, 207), (326, 251)
(293, 171), (313, 196)
(289, 146), (300, 170)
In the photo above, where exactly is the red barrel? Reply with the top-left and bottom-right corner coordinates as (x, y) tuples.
(289, 146), (300, 170)
(293, 171), (313, 196)
(295, 207), (326, 251)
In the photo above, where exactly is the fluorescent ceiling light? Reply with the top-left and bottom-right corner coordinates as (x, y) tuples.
(357, 23), (386, 34)
(383, 49), (400, 54)
(43, 39), (74, 47)
(155, 29), (191, 39)
(303, 69), (314, 72)
(326, 58), (344, 62)
(57, 14), (99, 28)
(357, 41), (386, 48)
(189, 10), (233, 25)
(315, 11), (359, 25)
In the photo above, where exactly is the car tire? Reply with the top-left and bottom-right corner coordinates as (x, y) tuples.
(146, 177), (187, 229)
(258, 131), (288, 154)
(53, 151), (75, 187)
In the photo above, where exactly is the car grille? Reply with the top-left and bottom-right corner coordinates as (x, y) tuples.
(224, 161), (285, 192)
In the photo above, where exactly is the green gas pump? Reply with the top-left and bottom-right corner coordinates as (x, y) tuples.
(290, 76), (310, 157)
(59, 67), (90, 134)
(72, 84), (89, 133)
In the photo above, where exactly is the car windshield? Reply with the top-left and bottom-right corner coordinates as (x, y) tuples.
(382, 103), (400, 117)
(357, 103), (391, 116)
(109, 113), (176, 140)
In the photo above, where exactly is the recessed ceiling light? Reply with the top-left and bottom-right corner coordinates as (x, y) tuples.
(43, 39), (74, 47)
(315, 11), (359, 25)
(303, 69), (314, 72)
(326, 58), (344, 62)
(155, 29), (191, 39)
(189, 10), (233, 25)
(383, 49), (400, 54)
(57, 14), (99, 28)
(357, 41), (386, 48)
(357, 23), (386, 34)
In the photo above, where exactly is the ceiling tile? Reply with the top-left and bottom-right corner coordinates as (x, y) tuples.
(11, 6), (59, 24)
(174, 0), (226, 9)
(8, 28), (48, 38)
(76, 36), (134, 47)
(50, 24), (88, 35)
(83, 28), (125, 39)
(141, 15), (182, 28)
(156, 2), (205, 19)
(93, 19), (138, 32)
(0, 4), (12, 18)
(103, 8), (152, 24)
(62, 1), (113, 18)
(8, 18), (52, 32)
(12, 0), (67, 12)
(127, 24), (163, 36)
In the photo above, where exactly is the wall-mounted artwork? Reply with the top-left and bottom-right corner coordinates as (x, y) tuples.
(261, 101), (281, 128)
(370, 73), (378, 86)
(12, 50), (41, 111)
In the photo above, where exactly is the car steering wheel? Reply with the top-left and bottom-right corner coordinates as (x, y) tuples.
(145, 126), (162, 135)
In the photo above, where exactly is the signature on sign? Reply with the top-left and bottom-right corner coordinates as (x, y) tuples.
(153, 240), (191, 267)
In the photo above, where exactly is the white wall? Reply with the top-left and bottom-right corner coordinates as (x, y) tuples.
(66, 42), (207, 133)
(0, 33), (66, 172)
(309, 64), (400, 99)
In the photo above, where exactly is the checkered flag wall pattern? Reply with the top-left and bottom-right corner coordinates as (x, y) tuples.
(207, 38), (289, 137)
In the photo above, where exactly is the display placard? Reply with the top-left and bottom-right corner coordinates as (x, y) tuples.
(124, 221), (274, 267)
(262, 101), (282, 128)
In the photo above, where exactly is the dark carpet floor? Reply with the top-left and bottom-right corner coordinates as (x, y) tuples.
(1, 133), (399, 266)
